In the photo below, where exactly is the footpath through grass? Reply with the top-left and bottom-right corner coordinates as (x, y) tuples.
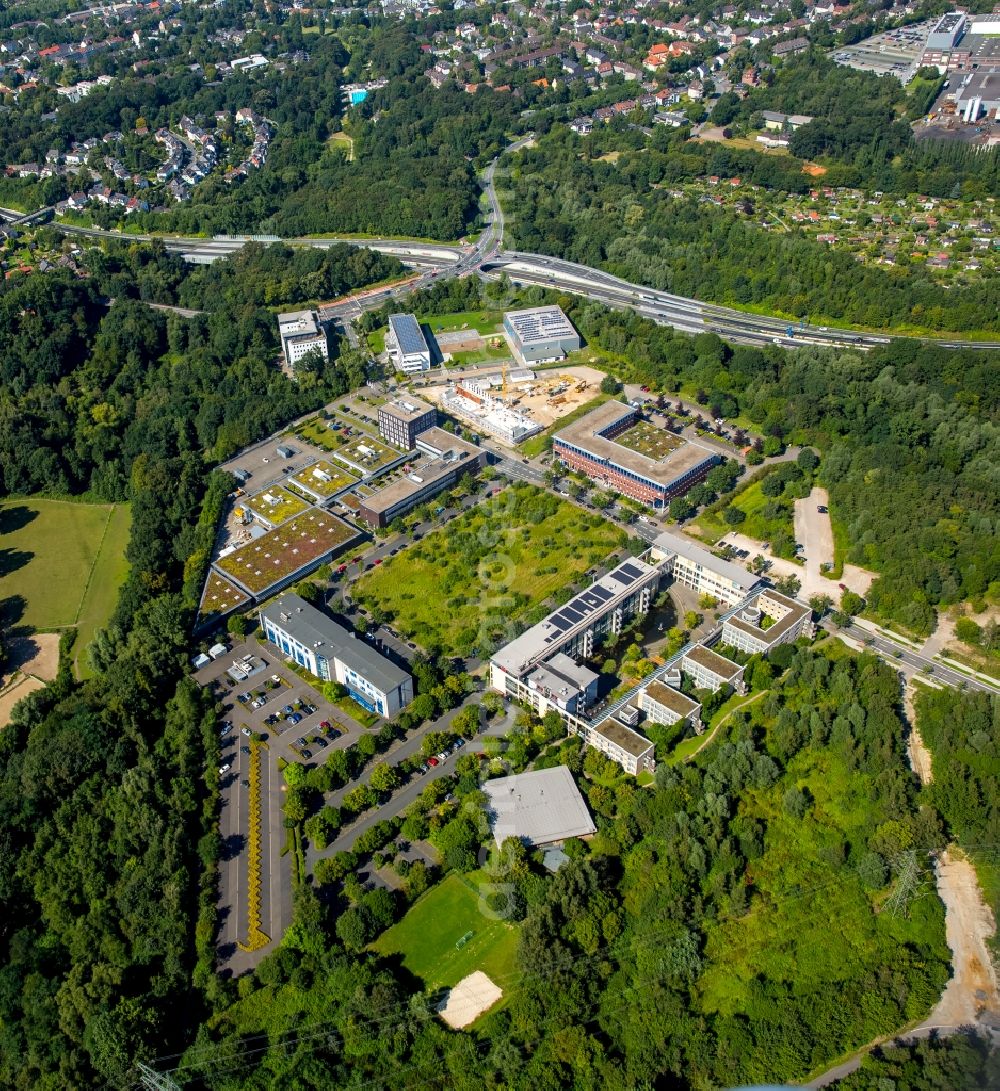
(372, 871), (520, 991)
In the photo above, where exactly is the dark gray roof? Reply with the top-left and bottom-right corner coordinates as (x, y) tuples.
(388, 313), (429, 356)
(261, 593), (410, 694)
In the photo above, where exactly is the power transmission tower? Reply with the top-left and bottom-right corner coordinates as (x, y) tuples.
(884, 850), (927, 918)
(136, 1062), (181, 1091)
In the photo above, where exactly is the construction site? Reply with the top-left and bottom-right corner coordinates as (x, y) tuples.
(424, 364), (605, 446)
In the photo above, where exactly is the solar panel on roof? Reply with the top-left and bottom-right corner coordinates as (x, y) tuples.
(619, 562), (642, 579)
(591, 585), (612, 602)
(615, 570), (636, 586)
(548, 616), (569, 632)
(562, 607), (582, 623)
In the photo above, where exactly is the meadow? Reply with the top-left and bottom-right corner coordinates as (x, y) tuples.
(353, 484), (626, 656)
(0, 498), (131, 676)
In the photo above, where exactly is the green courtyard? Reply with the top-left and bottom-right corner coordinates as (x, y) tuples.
(613, 419), (684, 460)
(353, 483), (627, 657)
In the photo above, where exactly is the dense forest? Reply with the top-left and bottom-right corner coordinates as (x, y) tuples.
(716, 53), (1000, 199)
(836, 1031), (1000, 1088)
(507, 126), (1000, 333)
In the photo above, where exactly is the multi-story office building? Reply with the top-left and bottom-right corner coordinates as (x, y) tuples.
(277, 310), (328, 370)
(553, 401), (719, 509)
(356, 429), (486, 528)
(721, 589), (814, 656)
(585, 717), (656, 776)
(681, 644), (746, 694)
(260, 593), (413, 717)
(490, 557), (661, 689)
(386, 313), (432, 373)
(523, 653), (599, 717)
(377, 396), (437, 450)
(503, 305), (581, 364)
(650, 530), (761, 607)
(637, 682), (702, 732)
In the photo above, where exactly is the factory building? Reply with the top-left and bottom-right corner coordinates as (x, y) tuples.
(926, 12), (968, 51)
(503, 305), (581, 364)
(386, 313), (432, 373)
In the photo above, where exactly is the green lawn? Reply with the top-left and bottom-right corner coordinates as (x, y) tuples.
(420, 310), (502, 335)
(0, 498), (131, 675)
(353, 484), (626, 656)
(372, 871), (520, 991)
(697, 472), (796, 556)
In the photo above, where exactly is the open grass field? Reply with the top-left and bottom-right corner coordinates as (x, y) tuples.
(421, 310), (502, 336)
(216, 509), (358, 595)
(290, 459), (359, 499)
(354, 484), (626, 656)
(696, 472), (796, 555)
(244, 485), (311, 527)
(0, 498), (131, 677)
(613, 419), (684, 460)
(372, 871), (520, 991)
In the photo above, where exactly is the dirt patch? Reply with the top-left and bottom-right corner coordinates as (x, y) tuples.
(4, 631), (61, 682)
(0, 674), (45, 728)
(925, 849), (1000, 1030)
(437, 970), (503, 1029)
(903, 682), (934, 785)
(802, 163), (827, 176)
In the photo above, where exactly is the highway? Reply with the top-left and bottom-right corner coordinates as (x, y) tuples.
(17, 134), (1000, 352)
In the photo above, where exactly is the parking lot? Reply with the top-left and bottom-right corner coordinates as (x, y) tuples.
(220, 433), (332, 497)
(194, 639), (378, 974)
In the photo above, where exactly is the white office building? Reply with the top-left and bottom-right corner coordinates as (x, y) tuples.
(650, 530), (761, 607)
(260, 593), (413, 717)
(721, 589), (814, 656)
(278, 310), (328, 370)
(637, 682), (702, 732)
(386, 313), (432, 373)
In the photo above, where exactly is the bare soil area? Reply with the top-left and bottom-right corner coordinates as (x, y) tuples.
(437, 970), (503, 1029)
(925, 849), (1000, 1030)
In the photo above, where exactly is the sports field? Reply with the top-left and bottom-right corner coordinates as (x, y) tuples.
(0, 498), (131, 676)
(371, 872), (520, 991)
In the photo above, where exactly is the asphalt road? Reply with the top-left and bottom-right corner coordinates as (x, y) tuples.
(827, 618), (1000, 697)
(34, 133), (1000, 353)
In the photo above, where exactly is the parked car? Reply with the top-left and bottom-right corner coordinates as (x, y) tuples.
(282, 705), (294, 716)
(301, 749), (312, 760)
(219, 763), (231, 775)
(302, 704), (316, 715)
(240, 746), (250, 755)
(219, 723), (232, 737)
(241, 779), (250, 788)
(288, 712), (303, 725)
(436, 751), (448, 763)
(313, 736), (328, 749)
(319, 720), (332, 731)
(454, 738), (466, 749)
(427, 756), (440, 768)
(817, 504), (828, 514)
(237, 692), (250, 703)
(241, 727), (252, 737)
